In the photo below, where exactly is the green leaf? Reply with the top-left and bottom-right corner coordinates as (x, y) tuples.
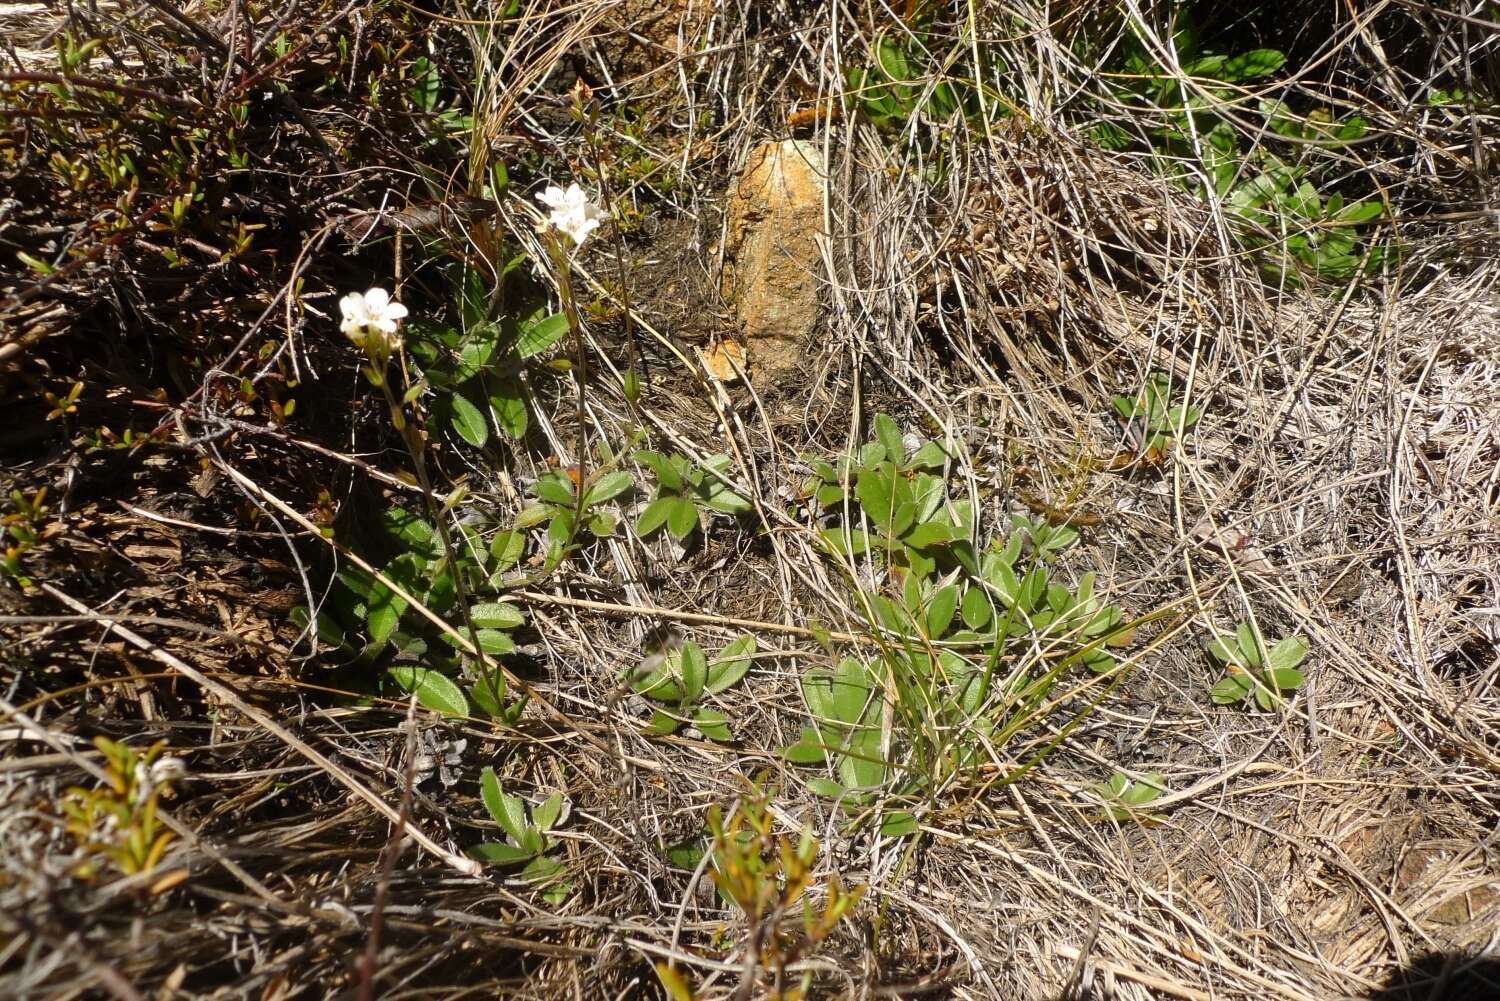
(489, 379), (529, 438)
(819, 527), (872, 557)
(583, 471), (633, 507)
(806, 777), (846, 800)
(830, 658), (872, 725)
(522, 854), (565, 889)
(665, 497), (699, 540)
(514, 504), (553, 529)
(656, 963), (695, 1001)
(470, 602), (525, 629)
(454, 335), (495, 382)
(632, 666), (684, 703)
(470, 841), (534, 865)
(490, 529), (526, 571)
(382, 507), (437, 552)
(960, 587), (992, 630)
(856, 466), (897, 529)
(445, 392), (488, 448)
(1267, 636), (1308, 671)
(388, 667), (469, 716)
(925, 584), (959, 638)
(634, 450), (683, 492)
(677, 642), (707, 703)
(290, 605), (345, 648)
(645, 708), (681, 735)
(907, 439), (948, 470)
(470, 670), (507, 716)
(782, 728), (828, 764)
(706, 634), (756, 694)
(535, 472), (575, 506)
(480, 767), (508, 827)
(367, 581), (406, 646)
(516, 311), (569, 359)
(1222, 48), (1285, 82)
(879, 811), (918, 837)
(1270, 667), (1304, 691)
(693, 708), (732, 742)
(873, 414), (905, 464)
(904, 521), (953, 549)
(534, 793), (564, 832)
(490, 785), (530, 845)
(1211, 675), (1251, 705)
(635, 496), (675, 538)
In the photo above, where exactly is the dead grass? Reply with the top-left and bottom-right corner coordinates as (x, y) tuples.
(2, 1), (1499, 999)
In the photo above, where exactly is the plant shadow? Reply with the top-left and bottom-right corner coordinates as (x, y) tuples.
(1364, 953), (1500, 1001)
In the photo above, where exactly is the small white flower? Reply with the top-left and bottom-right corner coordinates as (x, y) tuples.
(339, 287), (408, 340)
(537, 183), (605, 246)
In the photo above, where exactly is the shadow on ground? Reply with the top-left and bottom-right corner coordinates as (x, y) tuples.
(1364, 953), (1500, 1001)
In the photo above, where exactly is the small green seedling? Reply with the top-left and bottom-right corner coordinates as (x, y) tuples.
(2, 487), (51, 586)
(514, 465), (634, 567)
(634, 451), (752, 541)
(1010, 512), (1079, 563)
(1208, 621), (1307, 710)
(1089, 770), (1166, 823)
(630, 635), (756, 741)
(1112, 372), (1201, 456)
(471, 767), (569, 903)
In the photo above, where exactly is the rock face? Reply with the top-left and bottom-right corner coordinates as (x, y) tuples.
(722, 140), (827, 386)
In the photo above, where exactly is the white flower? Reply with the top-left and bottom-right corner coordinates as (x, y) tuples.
(339, 287), (408, 340)
(537, 183), (605, 246)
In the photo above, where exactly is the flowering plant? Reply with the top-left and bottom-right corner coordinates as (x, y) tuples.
(537, 184), (604, 247)
(339, 287), (408, 352)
